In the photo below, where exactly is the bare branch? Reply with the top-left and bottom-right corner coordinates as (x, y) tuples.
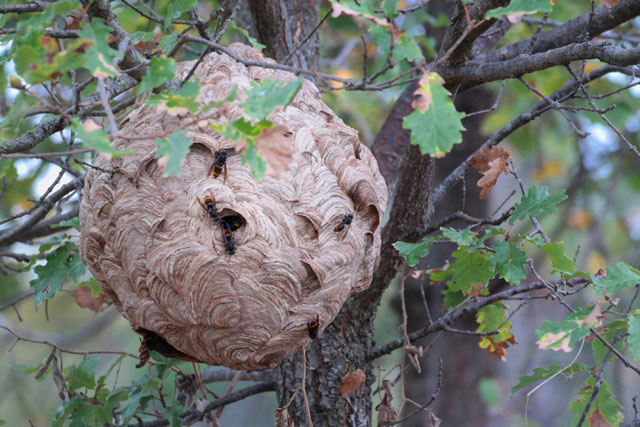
(483, 0), (640, 62)
(367, 277), (591, 361)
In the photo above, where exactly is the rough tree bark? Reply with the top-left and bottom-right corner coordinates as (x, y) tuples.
(247, 0), (319, 70)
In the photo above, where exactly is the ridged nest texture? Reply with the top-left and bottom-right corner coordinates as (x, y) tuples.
(79, 43), (388, 370)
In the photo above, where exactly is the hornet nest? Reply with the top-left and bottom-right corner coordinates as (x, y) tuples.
(79, 43), (388, 370)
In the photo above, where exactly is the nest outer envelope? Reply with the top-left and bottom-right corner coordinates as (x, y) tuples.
(79, 43), (388, 371)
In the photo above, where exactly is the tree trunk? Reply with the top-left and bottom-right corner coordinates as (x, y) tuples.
(396, 3), (502, 424)
(247, 0), (319, 69)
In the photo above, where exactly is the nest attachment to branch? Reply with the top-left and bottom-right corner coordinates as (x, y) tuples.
(79, 44), (388, 370)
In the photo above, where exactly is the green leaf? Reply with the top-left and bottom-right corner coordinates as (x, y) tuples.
(442, 288), (466, 309)
(592, 320), (627, 364)
(78, 278), (101, 297)
(476, 302), (510, 336)
(78, 19), (123, 77)
(14, 39), (87, 83)
(478, 378), (500, 407)
(536, 305), (600, 352)
(147, 79), (201, 113)
(591, 262), (640, 294)
(491, 240), (527, 285)
(241, 139), (267, 180)
(9, 1), (82, 82)
(164, 0), (197, 28)
(370, 24), (391, 57)
(540, 242), (576, 275)
(30, 242), (86, 308)
(509, 186), (567, 224)
(477, 302), (514, 359)
(511, 363), (587, 396)
(51, 217), (81, 231)
(383, 0), (399, 18)
(393, 237), (437, 267)
(444, 247), (495, 293)
(117, 375), (159, 421)
(204, 86), (238, 111)
(569, 377), (623, 427)
(229, 21), (265, 50)
(329, 0), (375, 15)
(369, 24), (423, 63)
(153, 130), (193, 176)
(229, 118), (273, 139)
(0, 159), (17, 181)
(138, 56), (177, 94)
(402, 72), (465, 156)
(628, 313), (640, 361)
(25, 236), (64, 271)
(70, 118), (131, 157)
(441, 227), (475, 246)
(240, 78), (303, 121)
(67, 355), (99, 392)
(159, 32), (178, 54)
(394, 35), (423, 63)
(486, 0), (553, 19)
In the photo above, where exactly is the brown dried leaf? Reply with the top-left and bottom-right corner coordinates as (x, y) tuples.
(65, 10), (84, 30)
(70, 287), (105, 314)
(82, 118), (102, 132)
(566, 208), (592, 230)
(506, 11), (536, 24)
(411, 72), (444, 112)
(410, 270), (423, 279)
(331, 4), (389, 27)
(376, 380), (397, 427)
(273, 408), (294, 427)
(470, 146), (510, 199)
(467, 283), (484, 297)
(428, 411), (442, 427)
(482, 335), (517, 361)
(587, 408), (613, 427)
(582, 300), (604, 327)
(135, 31), (162, 52)
(256, 125), (295, 179)
(339, 369), (366, 397)
(599, 0), (619, 7)
(537, 331), (571, 352)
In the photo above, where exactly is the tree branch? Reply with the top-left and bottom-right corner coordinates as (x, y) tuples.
(0, 178), (83, 246)
(428, 64), (632, 219)
(483, 0), (640, 62)
(0, 76), (137, 155)
(137, 382), (276, 427)
(440, 42), (640, 89)
(367, 277), (591, 360)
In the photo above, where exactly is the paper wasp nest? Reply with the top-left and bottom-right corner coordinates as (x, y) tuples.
(79, 43), (387, 370)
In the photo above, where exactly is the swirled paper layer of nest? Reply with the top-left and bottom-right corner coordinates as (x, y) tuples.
(79, 44), (388, 370)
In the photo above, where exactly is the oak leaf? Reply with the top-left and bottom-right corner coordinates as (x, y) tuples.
(470, 146), (510, 199)
(375, 380), (397, 426)
(480, 335), (517, 361)
(70, 287), (105, 314)
(587, 408), (613, 427)
(339, 369), (366, 397)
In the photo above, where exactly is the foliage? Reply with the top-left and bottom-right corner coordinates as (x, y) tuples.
(402, 72), (466, 156)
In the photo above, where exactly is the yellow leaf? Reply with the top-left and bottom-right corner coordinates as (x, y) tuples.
(531, 160), (563, 183)
(566, 208), (592, 230)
